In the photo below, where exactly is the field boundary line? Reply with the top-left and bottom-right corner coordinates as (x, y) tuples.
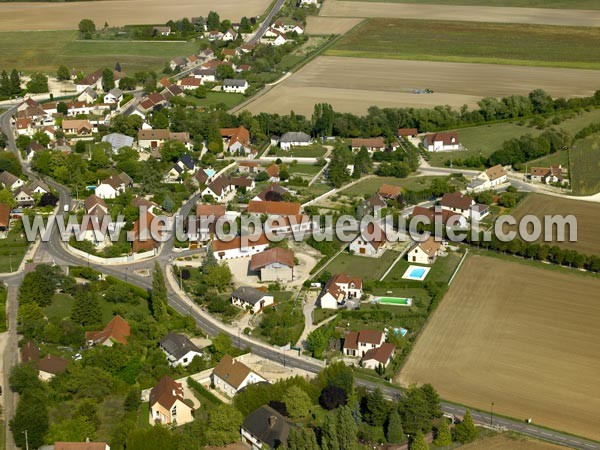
(448, 249), (469, 286)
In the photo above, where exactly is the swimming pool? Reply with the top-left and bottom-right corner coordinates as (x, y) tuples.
(377, 297), (412, 306)
(401, 265), (431, 281)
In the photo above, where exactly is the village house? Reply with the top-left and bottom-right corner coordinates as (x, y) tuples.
(78, 86), (99, 104)
(103, 88), (123, 104)
(187, 204), (227, 242)
(166, 154), (198, 181)
(529, 165), (566, 184)
(179, 77), (202, 90)
(101, 132), (134, 152)
(407, 236), (444, 265)
(356, 194), (386, 218)
(212, 234), (270, 261)
(252, 183), (288, 202)
(153, 26), (172, 36)
(25, 141), (45, 163)
(398, 128), (419, 139)
(361, 342), (396, 370)
(202, 176), (235, 203)
(15, 117), (33, 136)
(84, 194), (108, 217)
(222, 29), (237, 41)
(220, 126), (252, 154)
(241, 405), (293, 450)
(279, 131), (312, 150)
(212, 355), (267, 397)
(62, 119), (95, 136)
(14, 187), (35, 207)
(159, 333), (203, 367)
(85, 315), (130, 347)
(169, 57), (188, 71)
(467, 164), (508, 192)
(239, 161), (260, 174)
(423, 131), (460, 152)
(22, 342), (69, 381)
(249, 247), (295, 282)
(349, 222), (387, 257)
(378, 184), (402, 202)
(411, 205), (467, 229)
(264, 28), (288, 46)
(318, 273), (363, 310)
(343, 330), (386, 358)
(266, 164), (280, 182)
(351, 137), (387, 153)
(138, 129), (192, 150)
(28, 179), (50, 195)
(231, 286), (275, 313)
(247, 200), (301, 216)
(440, 192), (475, 217)
(76, 70), (103, 93)
(192, 68), (217, 83)
(230, 176), (255, 192)
(95, 172), (132, 199)
(131, 210), (162, 253)
(77, 215), (107, 247)
(149, 376), (194, 426)
(223, 79), (249, 94)
(0, 171), (25, 191)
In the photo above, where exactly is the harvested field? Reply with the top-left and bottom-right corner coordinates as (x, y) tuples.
(462, 434), (566, 450)
(243, 56), (600, 115)
(319, 0), (600, 27)
(0, 0), (270, 31)
(329, 19), (600, 70)
(399, 254), (600, 440)
(342, 0), (600, 8)
(510, 193), (600, 256)
(305, 17), (364, 35)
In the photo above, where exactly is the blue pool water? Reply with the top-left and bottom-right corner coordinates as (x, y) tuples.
(410, 267), (426, 278)
(204, 169), (216, 177)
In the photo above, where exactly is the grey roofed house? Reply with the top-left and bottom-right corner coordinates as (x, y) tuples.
(179, 154), (196, 170)
(101, 133), (134, 152)
(231, 286), (269, 306)
(108, 88), (123, 98)
(159, 333), (202, 361)
(223, 79), (247, 87)
(242, 405), (293, 449)
(280, 131), (311, 144)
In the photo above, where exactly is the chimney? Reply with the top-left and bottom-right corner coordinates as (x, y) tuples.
(268, 415), (277, 428)
(172, 389), (177, 396)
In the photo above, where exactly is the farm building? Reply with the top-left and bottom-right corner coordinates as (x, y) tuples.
(250, 247), (295, 282)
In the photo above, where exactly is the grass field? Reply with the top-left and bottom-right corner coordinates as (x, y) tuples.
(270, 145), (328, 158)
(325, 250), (401, 281)
(339, 175), (459, 198)
(570, 134), (600, 195)
(399, 254), (600, 441)
(0, 0), (270, 31)
(341, 0), (600, 8)
(0, 30), (198, 73)
(242, 56), (600, 116)
(510, 193), (600, 256)
(462, 434), (566, 450)
(0, 228), (29, 273)
(185, 92), (246, 110)
(328, 19), (600, 70)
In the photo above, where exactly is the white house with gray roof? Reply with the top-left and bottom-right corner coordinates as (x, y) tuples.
(231, 287), (274, 314)
(279, 131), (313, 150)
(159, 333), (203, 367)
(222, 79), (249, 94)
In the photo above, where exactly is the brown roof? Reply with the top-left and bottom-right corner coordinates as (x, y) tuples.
(485, 164), (507, 181)
(212, 355), (253, 389)
(131, 196), (155, 210)
(255, 184), (287, 202)
(180, 77), (201, 87)
(62, 119), (93, 132)
(100, 174), (124, 190)
(266, 164), (279, 178)
(416, 236), (442, 256)
(206, 176), (230, 196)
(357, 329), (384, 345)
(148, 92), (166, 104)
(85, 315), (130, 345)
(530, 167), (551, 177)
(398, 128), (418, 137)
(196, 204), (226, 218)
(77, 69), (102, 86)
(411, 205), (463, 226)
(343, 331), (359, 350)
(230, 176), (254, 188)
(324, 273), (362, 300)
(351, 137), (385, 149)
(138, 129), (190, 143)
(220, 126), (250, 148)
(356, 222), (386, 250)
(378, 184), (402, 199)
(250, 247), (294, 271)
(247, 200), (300, 216)
(440, 192), (473, 211)
(212, 233), (270, 252)
(240, 161), (259, 168)
(84, 194), (106, 213)
(37, 354), (69, 375)
(21, 340), (40, 363)
(55, 443), (109, 450)
(362, 342), (396, 364)
(0, 203), (10, 228)
(150, 375), (188, 410)
(425, 131), (459, 146)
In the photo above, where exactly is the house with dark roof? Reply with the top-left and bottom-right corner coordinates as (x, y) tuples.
(398, 128), (419, 138)
(201, 176), (234, 203)
(440, 192), (483, 219)
(166, 154), (198, 181)
(356, 194), (386, 218)
(361, 342), (396, 370)
(343, 330), (386, 358)
(14, 187), (35, 207)
(149, 376), (194, 426)
(37, 354), (69, 381)
(222, 79), (249, 94)
(0, 171), (25, 191)
(211, 355), (266, 397)
(84, 194), (108, 216)
(159, 333), (203, 367)
(423, 131), (460, 152)
(250, 247), (294, 282)
(318, 273), (362, 310)
(95, 172), (132, 199)
(231, 286), (274, 314)
(241, 405), (293, 449)
(349, 222), (387, 258)
(85, 315), (130, 347)
(247, 200), (301, 216)
(351, 137), (387, 153)
(529, 165), (566, 185)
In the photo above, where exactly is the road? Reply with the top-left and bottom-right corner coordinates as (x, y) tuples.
(3, 106), (600, 450)
(248, 0), (287, 45)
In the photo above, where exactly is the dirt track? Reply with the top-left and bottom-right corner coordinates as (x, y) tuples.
(0, 0), (270, 31)
(320, 0), (600, 26)
(243, 56), (600, 115)
(399, 255), (600, 441)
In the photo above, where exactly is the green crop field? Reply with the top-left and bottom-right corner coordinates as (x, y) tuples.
(0, 30), (198, 73)
(342, 0), (600, 8)
(327, 19), (600, 70)
(570, 134), (600, 195)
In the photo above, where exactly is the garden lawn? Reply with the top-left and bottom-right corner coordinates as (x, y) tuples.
(340, 176), (447, 197)
(324, 250), (401, 281)
(327, 19), (600, 70)
(0, 228), (29, 273)
(184, 92), (246, 109)
(270, 144), (328, 158)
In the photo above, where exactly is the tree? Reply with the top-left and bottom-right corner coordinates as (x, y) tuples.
(9, 363), (43, 395)
(321, 412), (340, 450)
(57, 65), (71, 81)
(433, 417), (452, 447)
(102, 67), (115, 92)
(119, 76), (137, 90)
(411, 431), (429, 450)
(387, 409), (404, 444)
(216, 65), (235, 80)
(18, 303), (46, 340)
(151, 263), (168, 321)
(79, 19), (96, 35)
(19, 265), (61, 307)
(205, 404), (243, 446)
(57, 101), (68, 115)
(421, 384), (441, 419)
(400, 387), (432, 435)
(207, 11), (221, 31)
(452, 410), (477, 444)
(363, 388), (389, 427)
(240, 16), (252, 33)
(10, 390), (49, 449)
(26, 72), (49, 93)
(71, 291), (102, 326)
(160, 140), (187, 162)
(127, 426), (179, 450)
(283, 385), (312, 419)
(306, 328), (327, 357)
(0, 189), (16, 209)
(0, 70), (9, 96)
(211, 332), (233, 360)
(10, 69), (21, 95)
(288, 428), (319, 450)
(336, 405), (358, 450)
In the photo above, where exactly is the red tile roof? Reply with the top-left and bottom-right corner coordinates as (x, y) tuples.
(362, 342), (395, 364)
(212, 234), (270, 252)
(85, 315), (130, 345)
(150, 375), (187, 410)
(247, 200), (300, 216)
(250, 247), (294, 271)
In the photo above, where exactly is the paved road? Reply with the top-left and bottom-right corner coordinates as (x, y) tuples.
(248, 0), (287, 45)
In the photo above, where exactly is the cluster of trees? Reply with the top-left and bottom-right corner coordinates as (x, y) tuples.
(78, 19), (96, 39)
(0, 69), (21, 97)
(489, 128), (572, 167)
(26, 72), (49, 93)
(574, 121), (600, 141)
(327, 144), (373, 187)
